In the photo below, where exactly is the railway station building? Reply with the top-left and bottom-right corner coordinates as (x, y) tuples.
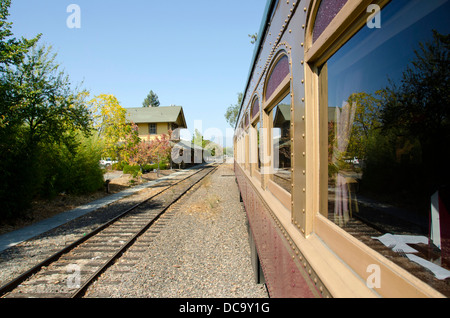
(126, 106), (187, 141)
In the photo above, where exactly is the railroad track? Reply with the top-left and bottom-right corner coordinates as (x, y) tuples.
(0, 164), (219, 298)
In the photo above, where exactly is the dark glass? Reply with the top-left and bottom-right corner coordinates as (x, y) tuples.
(271, 94), (291, 193)
(149, 123), (157, 135)
(257, 121), (261, 171)
(325, 0), (450, 291)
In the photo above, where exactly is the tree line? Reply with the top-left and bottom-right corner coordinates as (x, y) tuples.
(0, 1), (170, 221)
(330, 31), (449, 212)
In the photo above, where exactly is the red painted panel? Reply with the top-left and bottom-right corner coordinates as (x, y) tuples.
(235, 164), (321, 298)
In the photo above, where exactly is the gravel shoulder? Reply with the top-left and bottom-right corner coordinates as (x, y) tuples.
(86, 164), (268, 298)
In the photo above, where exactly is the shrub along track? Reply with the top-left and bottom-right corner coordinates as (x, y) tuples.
(0, 164), (218, 298)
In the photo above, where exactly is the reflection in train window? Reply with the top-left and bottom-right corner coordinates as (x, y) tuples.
(251, 119), (261, 172)
(269, 94), (291, 193)
(251, 98), (261, 173)
(323, 0), (450, 276)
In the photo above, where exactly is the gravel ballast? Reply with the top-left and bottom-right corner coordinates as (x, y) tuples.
(86, 164), (268, 298)
(1, 164), (268, 298)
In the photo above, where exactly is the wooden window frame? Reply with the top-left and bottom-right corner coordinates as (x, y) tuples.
(263, 52), (292, 210)
(303, 0), (444, 297)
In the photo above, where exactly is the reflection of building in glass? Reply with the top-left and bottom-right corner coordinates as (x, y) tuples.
(269, 94), (292, 193)
(273, 103), (291, 168)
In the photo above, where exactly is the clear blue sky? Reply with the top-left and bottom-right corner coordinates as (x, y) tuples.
(9, 0), (267, 148)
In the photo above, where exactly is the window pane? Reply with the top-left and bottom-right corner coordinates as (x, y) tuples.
(256, 121), (261, 171)
(271, 94), (291, 193)
(325, 0), (450, 293)
(266, 56), (290, 101)
(149, 123), (157, 135)
(312, 0), (348, 43)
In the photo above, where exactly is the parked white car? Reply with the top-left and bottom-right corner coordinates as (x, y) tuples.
(100, 158), (117, 167)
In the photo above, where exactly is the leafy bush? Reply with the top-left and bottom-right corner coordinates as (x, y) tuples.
(123, 164), (141, 176)
(0, 2), (100, 221)
(66, 134), (105, 195)
(38, 133), (105, 198)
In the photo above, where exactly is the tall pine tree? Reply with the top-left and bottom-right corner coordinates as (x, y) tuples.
(142, 90), (160, 107)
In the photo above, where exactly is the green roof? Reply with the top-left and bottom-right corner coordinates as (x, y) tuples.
(126, 106), (187, 128)
(273, 104), (291, 127)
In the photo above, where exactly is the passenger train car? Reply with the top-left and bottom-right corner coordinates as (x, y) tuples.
(234, 0), (450, 297)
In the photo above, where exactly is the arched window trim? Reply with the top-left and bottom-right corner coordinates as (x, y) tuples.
(305, 0), (390, 65)
(251, 95), (260, 123)
(264, 51), (291, 107)
(244, 110), (249, 129)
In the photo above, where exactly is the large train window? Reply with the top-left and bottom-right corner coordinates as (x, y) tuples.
(264, 53), (292, 197)
(321, 0), (450, 277)
(244, 111), (249, 171)
(254, 120), (261, 171)
(268, 94), (291, 193)
(251, 97), (261, 173)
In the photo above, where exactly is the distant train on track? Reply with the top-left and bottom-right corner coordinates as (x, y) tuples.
(234, 0), (450, 298)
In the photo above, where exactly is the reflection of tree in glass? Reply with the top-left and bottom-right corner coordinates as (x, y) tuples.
(381, 31), (449, 188)
(363, 31), (449, 208)
(347, 92), (382, 160)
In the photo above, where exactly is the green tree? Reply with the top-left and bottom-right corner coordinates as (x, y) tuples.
(0, 44), (94, 218)
(192, 128), (204, 148)
(248, 33), (258, 44)
(0, 0), (40, 130)
(3, 45), (92, 146)
(0, 0), (40, 73)
(142, 90), (160, 107)
(0, 0), (41, 218)
(224, 92), (242, 128)
(248, 33), (258, 45)
(39, 132), (104, 198)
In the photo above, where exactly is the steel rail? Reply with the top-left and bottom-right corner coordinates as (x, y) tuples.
(0, 164), (216, 298)
(71, 164), (219, 298)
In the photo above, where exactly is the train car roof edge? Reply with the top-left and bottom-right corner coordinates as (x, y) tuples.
(235, 0), (277, 131)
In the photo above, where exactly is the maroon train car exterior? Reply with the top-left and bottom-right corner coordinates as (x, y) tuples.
(236, 164), (326, 297)
(234, 0), (449, 298)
